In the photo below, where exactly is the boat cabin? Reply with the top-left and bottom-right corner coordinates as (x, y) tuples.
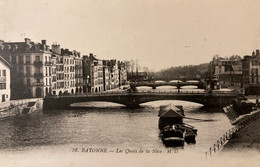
(158, 104), (184, 129)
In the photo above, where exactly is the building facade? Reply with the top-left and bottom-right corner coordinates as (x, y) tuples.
(0, 56), (11, 103)
(0, 38), (127, 99)
(242, 50), (260, 86)
(82, 54), (103, 92)
(0, 38), (53, 99)
(74, 51), (83, 93)
(211, 55), (242, 88)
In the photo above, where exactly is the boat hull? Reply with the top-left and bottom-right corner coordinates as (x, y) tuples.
(162, 137), (184, 147)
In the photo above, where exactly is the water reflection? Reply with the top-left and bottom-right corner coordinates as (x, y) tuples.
(0, 100), (232, 155)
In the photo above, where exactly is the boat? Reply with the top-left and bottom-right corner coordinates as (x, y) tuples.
(162, 137), (185, 147)
(158, 104), (184, 130)
(158, 104), (198, 146)
(160, 124), (185, 147)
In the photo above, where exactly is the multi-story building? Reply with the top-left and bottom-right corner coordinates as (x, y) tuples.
(109, 60), (119, 89)
(242, 50), (260, 85)
(61, 49), (76, 94)
(97, 59), (104, 92)
(103, 60), (111, 91)
(211, 55), (242, 88)
(83, 54), (108, 92)
(50, 54), (57, 95)
(118, 61), (127, 87)
(1, 38), (128, 98)
(0, 56), (11, 103)
(82, 55), (91, 93)
(51, 44), (65, 96)
(74, 50), (83, 93)
(0, 38), (53, 99)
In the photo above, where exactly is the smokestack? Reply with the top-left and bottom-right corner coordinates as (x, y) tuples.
(41, 40), (46, 45)
(24, 38), (31, 45)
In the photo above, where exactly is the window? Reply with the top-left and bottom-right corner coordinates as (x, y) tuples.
(12, 56), (16, 63)
(36, 67), (40, 74)
(37, 78), (40, 83)
(26, 56), (30, 63)
(0, 83), (6, 90)
(19, 66), (24, 73)
(45, 67), (48, 76)
(26, 66), (31, 75)
(19, 56), (23, 64)
(27, 78), (30, 86)
(3, 70), (6, 76)
(36, 56), (40, 62)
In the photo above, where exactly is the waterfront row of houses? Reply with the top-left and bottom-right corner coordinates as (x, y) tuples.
(211, 50), (260, 91)
(0, 38), (127, 100)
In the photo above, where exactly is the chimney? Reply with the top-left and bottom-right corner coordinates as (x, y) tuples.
(41, 40), (46, 45)
(252, 51), (255, 56)
(52, 44), (61, 54)
(256, 50), (259, 56)
(24, 38), (31, 45)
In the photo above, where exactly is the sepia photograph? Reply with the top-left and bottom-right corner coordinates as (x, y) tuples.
(0, 0), (260, 166)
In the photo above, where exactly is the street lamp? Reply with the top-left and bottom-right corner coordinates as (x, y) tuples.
(87, 75), (90, 93)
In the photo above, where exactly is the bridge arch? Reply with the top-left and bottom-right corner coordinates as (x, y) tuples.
(43, 92), (237, 111)
(140, 100), (204, 107)
(169, 80), (182, 83)
(70, 101), (125, 108)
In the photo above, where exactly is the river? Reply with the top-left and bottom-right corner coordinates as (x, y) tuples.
(0, 86), (232, 158)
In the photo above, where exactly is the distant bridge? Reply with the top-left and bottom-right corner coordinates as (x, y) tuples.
(153, 78), (201, 82)
(132, 81), (206, 89)
(43, 91), (238, 111)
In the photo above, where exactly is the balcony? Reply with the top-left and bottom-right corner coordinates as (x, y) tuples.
(34, 61), (43, 66)
(45, 61), (52, 66)
(34, 73), (43, 77)
(33, 82), (44, 86)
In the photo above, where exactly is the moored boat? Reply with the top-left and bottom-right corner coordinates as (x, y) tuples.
(158, 104), (198, 146)
(162, 137), (185, 147)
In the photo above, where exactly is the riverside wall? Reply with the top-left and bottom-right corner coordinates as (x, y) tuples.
(222, 111), (260, 151)
(0, 98), (43, 120)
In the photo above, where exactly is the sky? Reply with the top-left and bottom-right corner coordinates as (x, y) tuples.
(1, 0), (260, 71)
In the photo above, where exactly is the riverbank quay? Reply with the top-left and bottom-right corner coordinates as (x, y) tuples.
(0, 98), (42, 119)
(205, 107), (260, 158)
(222, 109), (260, 151)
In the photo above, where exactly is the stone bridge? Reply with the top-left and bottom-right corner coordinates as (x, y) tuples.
(132, 81), (205, 89)
(43, 91), (238, 111)
(153, 78), (200, 82)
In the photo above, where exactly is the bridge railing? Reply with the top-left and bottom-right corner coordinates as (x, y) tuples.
(205, 109), (260, 159)
(48, 90), (238, 98)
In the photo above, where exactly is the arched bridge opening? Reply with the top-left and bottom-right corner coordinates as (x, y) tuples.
(43, 92), (237, 111)
(140, 99), (204, 108)
(70, 101), (125, 108)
